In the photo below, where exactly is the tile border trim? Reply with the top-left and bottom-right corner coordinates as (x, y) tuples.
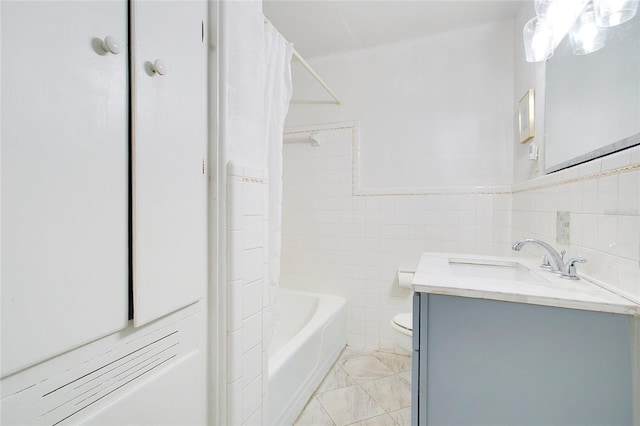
(242, 177), (264, 184)
(513, 163), (640, 195)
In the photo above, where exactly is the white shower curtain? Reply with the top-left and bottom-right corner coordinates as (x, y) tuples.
(264, 22), (293, 350)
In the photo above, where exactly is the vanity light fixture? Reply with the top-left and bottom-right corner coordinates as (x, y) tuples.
(523, 0), (638, 62)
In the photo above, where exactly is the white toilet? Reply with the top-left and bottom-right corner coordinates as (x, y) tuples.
(390, 269), (415, 355)
(391, 312), (413, 354)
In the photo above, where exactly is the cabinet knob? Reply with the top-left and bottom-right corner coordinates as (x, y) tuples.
(100, 36), (121, 55)
(150, 60), (167, 76)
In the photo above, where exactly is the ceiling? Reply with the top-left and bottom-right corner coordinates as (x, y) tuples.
(263, 1), (523, 59)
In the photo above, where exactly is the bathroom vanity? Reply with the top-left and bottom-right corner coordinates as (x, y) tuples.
(410, 253), (640, 426)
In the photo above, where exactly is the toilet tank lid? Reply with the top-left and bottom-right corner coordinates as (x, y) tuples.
(393, 312), (412, 331)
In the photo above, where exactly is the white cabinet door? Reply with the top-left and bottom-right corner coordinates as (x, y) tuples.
(131, 1), (207, 326)
(1, 1), (129, 376)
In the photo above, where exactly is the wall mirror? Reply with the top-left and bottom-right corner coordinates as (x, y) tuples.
(544, 13), (640, 173)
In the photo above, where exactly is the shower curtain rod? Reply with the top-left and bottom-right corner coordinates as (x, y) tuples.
(264, 17), (342, 105)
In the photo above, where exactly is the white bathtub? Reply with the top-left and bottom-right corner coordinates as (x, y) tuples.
(267, 289), (347, 426)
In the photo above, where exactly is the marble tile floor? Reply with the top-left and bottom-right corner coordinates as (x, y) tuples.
(294, 347), (412, 426)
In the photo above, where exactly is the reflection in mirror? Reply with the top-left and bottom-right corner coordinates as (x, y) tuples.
(545, 13), (640, 173)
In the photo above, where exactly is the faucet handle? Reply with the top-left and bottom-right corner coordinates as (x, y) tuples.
(560, 257), (587, 280)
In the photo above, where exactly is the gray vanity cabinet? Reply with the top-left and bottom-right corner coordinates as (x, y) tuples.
(411, 293), (634, 425)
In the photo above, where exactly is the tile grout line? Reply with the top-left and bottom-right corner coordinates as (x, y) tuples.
(353, 374), (405, 426)
(343, 351), (410, 426)
(312, 394), (338, 426)
(334, 374), (392, 426)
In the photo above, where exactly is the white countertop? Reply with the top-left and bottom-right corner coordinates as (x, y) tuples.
(412, 253), (640, 316)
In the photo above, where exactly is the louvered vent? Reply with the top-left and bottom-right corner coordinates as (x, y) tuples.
(39, 330), (180, 425)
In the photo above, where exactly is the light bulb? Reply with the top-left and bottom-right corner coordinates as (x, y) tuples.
(524, 17), (556, 62)
(570, 4), (607, 54)
(593, 0), (638, 27)
(535, 0), (590, 46)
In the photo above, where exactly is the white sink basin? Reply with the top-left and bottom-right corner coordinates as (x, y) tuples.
(412, 252), (640, 316)
(447, 258), (549, 284)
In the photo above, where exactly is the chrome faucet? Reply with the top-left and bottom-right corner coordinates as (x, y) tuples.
(512, 239), (565, 273)
(512, 239), (587, 279)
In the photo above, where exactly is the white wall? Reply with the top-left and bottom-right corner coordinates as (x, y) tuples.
(220, 0), (266, 171)
(218, 1), (269, 424)
(281, 123), (512, 352)
(281, 1), (640, 355)
(286, 19), (515, 190)
(281, 20), (516, 352)
(512, 1), (546, 183)
(512, 1), (640, 300)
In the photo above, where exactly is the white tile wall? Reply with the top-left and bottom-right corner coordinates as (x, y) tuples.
(281, 124), (513, 352)
(512, 146), (640, 301)
(226, 162), (269, 425)
(280, 124), (640, 353)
